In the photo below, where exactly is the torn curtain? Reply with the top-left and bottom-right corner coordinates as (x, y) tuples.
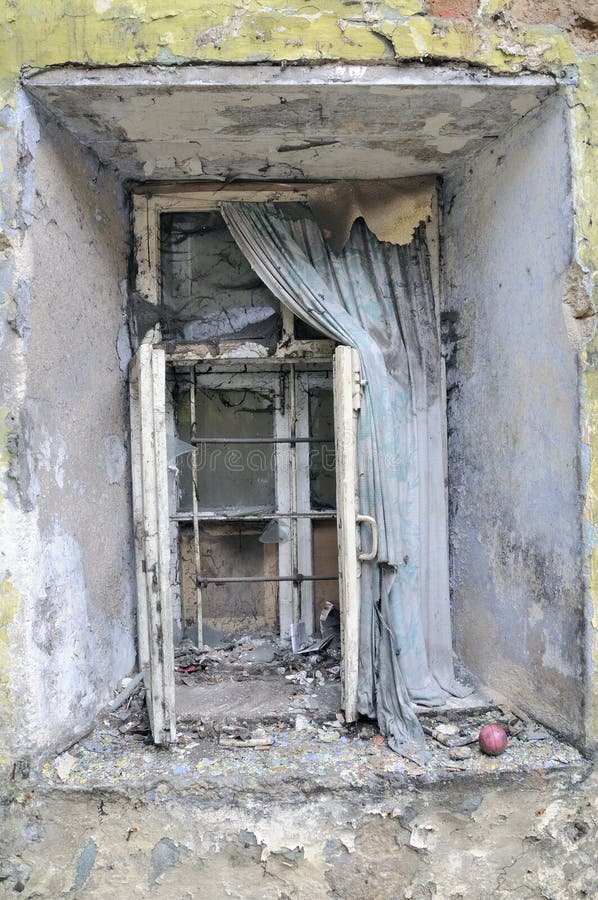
(220, 201), (466, 751)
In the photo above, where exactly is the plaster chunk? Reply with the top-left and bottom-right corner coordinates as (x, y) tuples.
(562, 259), (595, 350)
(104, 434), (127, 485)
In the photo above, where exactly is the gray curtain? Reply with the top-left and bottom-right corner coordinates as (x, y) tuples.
(220, 201), (466, 753)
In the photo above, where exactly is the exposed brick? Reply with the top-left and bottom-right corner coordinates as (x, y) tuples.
(426, 0), (479, 17)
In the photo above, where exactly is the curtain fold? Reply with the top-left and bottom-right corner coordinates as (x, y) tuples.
(220, 201), (466, 753)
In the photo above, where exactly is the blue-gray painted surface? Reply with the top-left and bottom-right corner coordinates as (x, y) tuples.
(442, 93), (585, 742)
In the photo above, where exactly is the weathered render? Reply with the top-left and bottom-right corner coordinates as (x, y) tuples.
(1, 90), (136, 761)
(0, 1), (596, 770)
(2, 766), (597, 899)
(443, 93), (586, 742)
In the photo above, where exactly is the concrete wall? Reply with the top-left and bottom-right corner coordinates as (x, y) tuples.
(2, 766), (596, 899)
(443, 94), (586, 742)
(0, 0), (595, 768)
(4, 96), (136, 757)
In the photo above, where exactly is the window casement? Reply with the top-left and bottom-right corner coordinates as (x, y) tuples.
(130, 187), (365, 743)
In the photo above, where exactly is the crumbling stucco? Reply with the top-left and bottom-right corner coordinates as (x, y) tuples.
(0, 0), (596, 767)
(562, 259), (595, 350)
(509, 0), (598, 52)
(1, 765), (597, 898)
(442, 94), (586, 744)
(0, 92), (137, 763)
(23, 67), (557, 183)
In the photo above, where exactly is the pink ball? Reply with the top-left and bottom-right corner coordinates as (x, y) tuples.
(479, 723), (508, 756)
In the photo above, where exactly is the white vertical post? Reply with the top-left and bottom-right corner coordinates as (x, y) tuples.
(333, 346), (361, 723)
(129, 340), (176, 745)
(189, 366), (203, 647)
(275, 368), (293, 640)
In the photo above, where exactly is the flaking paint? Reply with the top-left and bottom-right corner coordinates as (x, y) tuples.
(0, 578), (19, 766)
(0, 0), (596, 758)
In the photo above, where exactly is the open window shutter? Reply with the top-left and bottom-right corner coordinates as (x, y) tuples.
(129, 340), (176, 745)
(333, 346), (362, 723)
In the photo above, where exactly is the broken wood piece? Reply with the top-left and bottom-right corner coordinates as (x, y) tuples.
(219, 735), (274, 749)
(421, 724), (476, 748)
(108, 671), (145, 712)
(449, 745), (473, 761)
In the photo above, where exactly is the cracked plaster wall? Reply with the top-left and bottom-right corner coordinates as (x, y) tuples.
(0, 93), (136, 764)
(2, 771), (598, 898)
(0, 1), (596, 766)
(443, 93), (587, 743)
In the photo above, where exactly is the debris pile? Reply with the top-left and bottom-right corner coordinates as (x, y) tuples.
(417, 706), (568, 771)
(174, 625), (342, 690)
(44, 703), (586, 793)
(107, 674), (150, 741)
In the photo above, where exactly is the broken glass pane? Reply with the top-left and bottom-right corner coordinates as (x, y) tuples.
(309, 382), (336, 510)
(176, 383), (276, 513)
(179, 522), (280, 635)
(160, 211), (282, 344)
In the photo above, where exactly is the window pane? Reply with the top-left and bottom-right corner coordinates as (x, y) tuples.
(177, 385), (276, 513)
(294, 315), (327, 341)
(160, 211), (281, 344)
(309, 383), (336, 510)
(179, 523), (279, 635)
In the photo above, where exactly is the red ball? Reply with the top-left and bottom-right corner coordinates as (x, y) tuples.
(478, 723), (508, 756)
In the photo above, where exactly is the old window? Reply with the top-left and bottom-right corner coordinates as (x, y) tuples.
(132, 189), (357, 743)
(130, 184), (459, 751)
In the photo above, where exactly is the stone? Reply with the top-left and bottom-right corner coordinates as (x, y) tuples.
(426, 0), (478, 17)
(295, 714), (312, 732)
(149, 837), (181, 886)
(242, 645), (275, 664)
(53, 752), (76, 781)
(318, 729), (340, 743)
(435, 723), (459, 736)
(449, 745), (473, 760)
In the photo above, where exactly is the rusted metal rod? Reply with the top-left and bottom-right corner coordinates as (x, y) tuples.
(196, 574), (337, 586)
(190, 436), (333, 444)
(171, 512), (336, 521)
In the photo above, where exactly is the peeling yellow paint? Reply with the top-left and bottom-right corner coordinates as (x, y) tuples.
(0, 0), (590, 90)
(0, 406), (11, 473)
(479, 0), (512, 13)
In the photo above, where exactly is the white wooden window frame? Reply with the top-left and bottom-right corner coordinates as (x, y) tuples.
(130, 184), (443, 740)
(129, 336), (177, 746)
(133, 184), (335, 351)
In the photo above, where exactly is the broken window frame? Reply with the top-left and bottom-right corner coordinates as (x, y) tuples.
(168, 361), (338, 642)
(133, 184), (338, 352)
(130, 184), (443, 742)
(132, 187), (349, 742)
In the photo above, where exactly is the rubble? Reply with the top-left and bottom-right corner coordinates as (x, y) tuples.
(30, 685), (585, 803)
(72, 643), (588, 798)
(173, 626), (342, 726)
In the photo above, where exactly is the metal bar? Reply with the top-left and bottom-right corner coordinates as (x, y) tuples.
(289, 367), (300, 623)
(189, 366), (203, 647)
(197, 574), (338, 585)
(190, 436), (333, 445)
(171, 511), (336, 522)
(168, 359), (334, 371)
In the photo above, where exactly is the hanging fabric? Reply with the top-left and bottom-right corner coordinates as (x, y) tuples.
(220, 201), (467, 752)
